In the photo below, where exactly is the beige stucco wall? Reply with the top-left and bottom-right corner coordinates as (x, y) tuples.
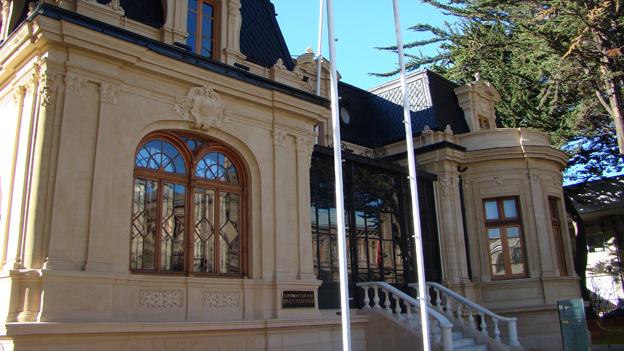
(0, 9), (331, 330)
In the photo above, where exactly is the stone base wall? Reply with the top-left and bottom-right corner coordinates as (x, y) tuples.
(0, 316), (368, 351)
(510, 306), (565, 351)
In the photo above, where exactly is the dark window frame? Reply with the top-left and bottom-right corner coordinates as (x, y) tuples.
(186, 0), (219, 59)
(483, 196), (528, 280)
(548, 197), (568, 276)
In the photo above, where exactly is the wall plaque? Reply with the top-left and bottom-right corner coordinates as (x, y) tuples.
(282, 290), (315, 308)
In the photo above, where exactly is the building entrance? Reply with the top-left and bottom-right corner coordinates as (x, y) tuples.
(310, 147), (441, 309)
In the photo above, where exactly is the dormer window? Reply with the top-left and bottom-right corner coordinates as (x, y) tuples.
(187, 0), (217, 59)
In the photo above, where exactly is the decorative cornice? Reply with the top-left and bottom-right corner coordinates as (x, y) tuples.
(173, 85), (227, 131)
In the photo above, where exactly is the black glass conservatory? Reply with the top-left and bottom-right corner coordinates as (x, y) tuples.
(310, 146), (442, 309)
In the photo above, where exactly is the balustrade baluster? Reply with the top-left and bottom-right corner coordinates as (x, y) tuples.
(406, 302), (414, 327)
(468, 308), (476, 329)
(373, 287), (381, 310)
(444, 295), (452, 318)
(384, 289), (392, 314)
(394, 293), (402, 318)
(479, 312), (488, 336)
(456, 302), (463, 322)
(434, 288), (443, 312)
(362, 286), (371, 309)
(493, 319), (501, 342)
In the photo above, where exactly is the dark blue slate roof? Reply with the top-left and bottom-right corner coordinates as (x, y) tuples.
(240, 0), (295, 70)
(339, 71), (469, 148)
(119, 0), (164, 28)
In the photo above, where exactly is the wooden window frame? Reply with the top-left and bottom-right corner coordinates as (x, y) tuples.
(187, 0), (220, 59)
(483, 196), (528, 280)
(130, 131), (248, 277)
(548, 197), (568, 276)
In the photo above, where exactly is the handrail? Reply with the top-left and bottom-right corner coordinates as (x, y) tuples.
(409, 282), (521, 348)
(356, 281), (454, 351)
(415, 282), (516, 323)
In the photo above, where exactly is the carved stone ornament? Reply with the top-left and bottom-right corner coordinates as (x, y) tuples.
(421, 125), (433, 135)
(493, 176), (503, 185)
(296, 135), (314, 154)
(38, 73), (58, 107)
(444, 124), (454, 136)
(173, 86), (227, 131)
(273, 58), (288, 72)
(202, 291), (240, 308)
(438, 175), (453, 196)
(87, 0), (125, 14)
(139, 290), (183, 309)
(65, 74), (86, 96)
(100, 82), (118, 105)
(273, 129), (287, 147)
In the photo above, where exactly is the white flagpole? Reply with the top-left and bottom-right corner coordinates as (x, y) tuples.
(315, 0), (325, 95)
(326, 0), (352, 351)
(391, 1), (431, 351)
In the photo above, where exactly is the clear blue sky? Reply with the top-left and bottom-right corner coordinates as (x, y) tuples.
(272, 0), (448, 90)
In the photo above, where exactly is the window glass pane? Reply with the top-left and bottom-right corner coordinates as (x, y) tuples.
(503, 199), (518, 218)
(193, 188), (215, 272)
(202, 14), (213, 37)
(488, 228), (501, 239)
(484, 201), (499, 220)
(489, 237), (505, 276)
(195, 152), (239, 184)
(201, 42), (213, 58)
(202, 2), (213, 18)
(160, 183), (186, 272)
(131, 178), (158, 270)
(135, 140), (186, 174)
(507, 226), (520, 238)
(188, 0), (198, 11)
(219, 192), (240, 273)
(507, 234), (525, 274)
(186, 7), (197, 52)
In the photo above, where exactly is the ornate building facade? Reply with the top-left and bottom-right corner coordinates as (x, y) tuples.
(0, 1), (580, 350)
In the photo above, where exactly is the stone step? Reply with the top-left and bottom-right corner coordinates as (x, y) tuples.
(453, 344), (488, 351)
(453, 337), (477, 348)
(452, 331), (464, 340)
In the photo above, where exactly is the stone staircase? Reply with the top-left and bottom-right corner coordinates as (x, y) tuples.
(356, 282), (522, 351)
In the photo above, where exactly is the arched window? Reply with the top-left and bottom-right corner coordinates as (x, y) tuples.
(131, 132), (246, 275)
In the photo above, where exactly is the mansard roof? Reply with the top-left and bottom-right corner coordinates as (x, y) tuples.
(119, 0), (165, 28)
(240, 0), (295, 70)
(339, 70), (469, 148)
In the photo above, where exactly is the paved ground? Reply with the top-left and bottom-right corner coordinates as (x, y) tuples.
(593, 345), (624, 351)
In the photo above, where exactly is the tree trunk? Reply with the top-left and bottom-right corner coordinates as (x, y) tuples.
(594, 30), (624, 154)
(564, 194), (596, 318)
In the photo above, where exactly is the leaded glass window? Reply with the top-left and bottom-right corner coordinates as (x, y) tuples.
(131, 132), (246, 276)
